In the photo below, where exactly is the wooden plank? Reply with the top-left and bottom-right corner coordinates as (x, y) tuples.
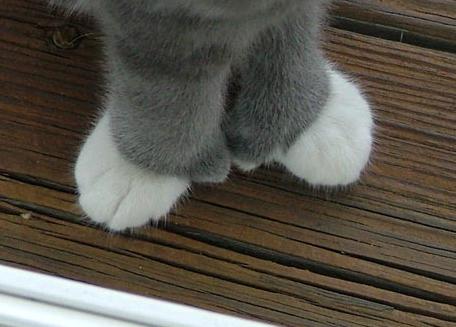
(1, 175), (455, 322)
(2, 0), (454, 284)
(0, 1), (456, 326)
(1, 1), (454, 220)
(0, 197), (454, 326)
(333, 0), (456, 46)
(1, 13), (454, 228)
(1, 0), (455, 288)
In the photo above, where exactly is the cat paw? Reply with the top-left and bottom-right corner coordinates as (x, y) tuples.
(75, 113), (189, 231)
(277, 69), (374, 186)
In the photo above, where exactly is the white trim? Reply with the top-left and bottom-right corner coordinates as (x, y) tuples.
(0, 265), (278, 327)
(0, 294), (143, 327)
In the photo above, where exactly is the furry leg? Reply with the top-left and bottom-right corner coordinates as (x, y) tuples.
(75, 112), (190, 231)
(224, 6), (373, 186)
(275, 68), (373, 186)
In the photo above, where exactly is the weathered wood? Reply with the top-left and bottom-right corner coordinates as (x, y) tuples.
(1, 5), (455, 220)
(0, 1), (455, 327)
(333, 0), (456, 48)
(0, 198), (454, 326)
(1, 175), (455, 323)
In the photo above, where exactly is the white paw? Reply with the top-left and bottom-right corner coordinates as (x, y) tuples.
(277, 69), (374, 186)
(75, 113), (189, 231)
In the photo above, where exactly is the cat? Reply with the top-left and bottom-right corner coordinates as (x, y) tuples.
(50, 0), (373, 231)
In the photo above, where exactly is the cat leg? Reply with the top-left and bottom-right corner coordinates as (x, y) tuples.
(75, 62), (230, 231)
(277, 68), (373, 186)
(224, 8), (373, 186)
(75, 111), (190, 231)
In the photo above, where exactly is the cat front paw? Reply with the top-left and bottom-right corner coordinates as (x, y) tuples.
(75, 113), (189, 231)
(277, 69), (374, 186)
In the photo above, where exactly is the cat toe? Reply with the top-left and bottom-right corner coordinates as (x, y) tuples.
(276, 68), (374, 186)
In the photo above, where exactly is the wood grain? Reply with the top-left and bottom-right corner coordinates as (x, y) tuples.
(333, 0), (456, 46)
(1, 196), (454, 326)
(0, 1), (455, 327)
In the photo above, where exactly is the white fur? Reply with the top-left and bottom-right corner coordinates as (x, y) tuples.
(233, 158), (261, 172)
(233, 150), (280, 172)
(75, 113), (189, 231)
(276, 69), (373, 186)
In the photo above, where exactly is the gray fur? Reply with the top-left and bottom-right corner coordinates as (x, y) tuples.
(51, 0), (331, 182)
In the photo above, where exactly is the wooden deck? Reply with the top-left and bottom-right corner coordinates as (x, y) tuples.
(1, 1), (455, 326)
